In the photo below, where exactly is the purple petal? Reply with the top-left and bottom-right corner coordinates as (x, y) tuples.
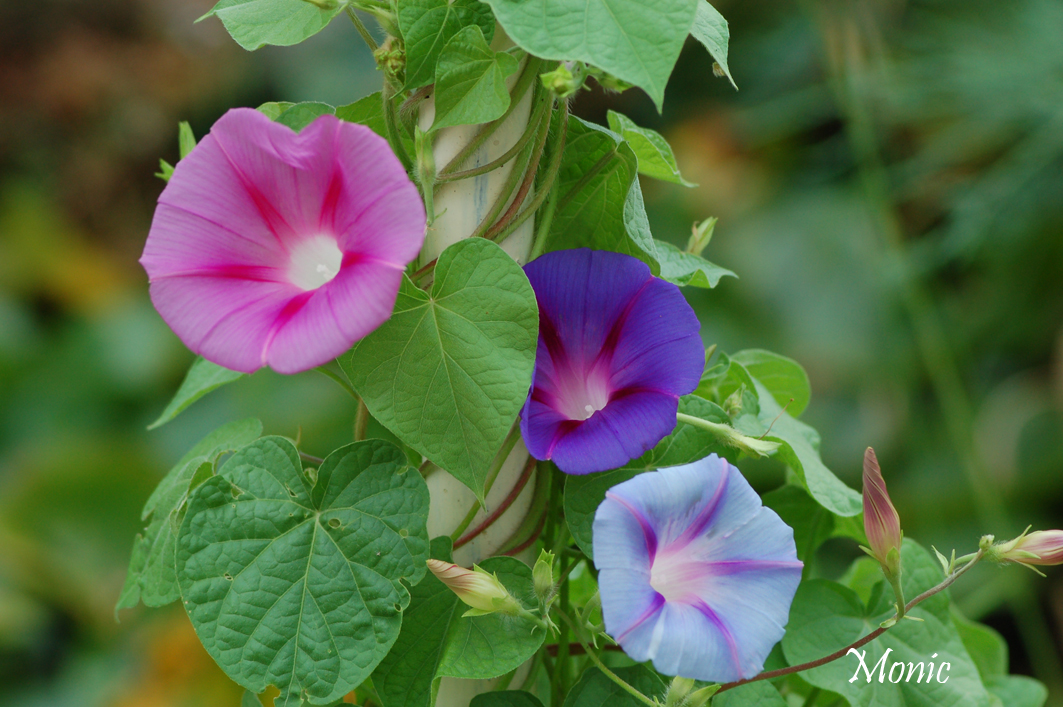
(141, 108), (426, 374)
(524, 249), (651, 369)
(544, 390), (680, 474)
(520, 249), (703, 474)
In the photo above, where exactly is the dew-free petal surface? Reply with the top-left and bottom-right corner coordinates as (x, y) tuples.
(142, 108), (425, 374)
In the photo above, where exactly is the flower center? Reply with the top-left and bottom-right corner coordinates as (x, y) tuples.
(288, 235), (343, 291)
(649, 547), (707, 603)
(556, 364), (612, 421)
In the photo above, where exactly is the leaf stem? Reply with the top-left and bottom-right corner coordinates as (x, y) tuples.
(314, 365), (358, 400)
(556, 610), (658, 707)
(714, 550), (985, 695)
(483, 97), (553, 242)
(382, 81), (413, 173)
(528, 101), (569, 261)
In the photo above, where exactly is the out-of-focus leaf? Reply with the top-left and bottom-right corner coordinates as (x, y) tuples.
(762, 484), (833, 570)
(274, 101), (335, 131)
(148, 356), (246, 430)
(116, 418), (262, 614)
(177, 437), (429, 706)
(200, 0), (345, 51)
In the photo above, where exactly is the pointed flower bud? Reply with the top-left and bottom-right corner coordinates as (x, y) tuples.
(862, 447), (902, 575)
(426, 559), (520, 616)
(685, 217), (717, 257)
(991, 529), (1063, 568)
(533, 549), (555, 604)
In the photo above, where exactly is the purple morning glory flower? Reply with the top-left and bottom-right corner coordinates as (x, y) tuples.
(593, 455), (803, 682)
(140, 108), (426, 374)
(520, 249), (704, 474)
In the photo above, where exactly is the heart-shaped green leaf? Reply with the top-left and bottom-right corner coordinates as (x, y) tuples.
(432, 26), (520, 130)
(690, 0), (737, 90)
(177, 437), (429, 706)
(398, 0), (496, 89)
(201, 0), (344, 51)
(148, 357), (246, 429)
(481, 0), (697, 109)
(341, 238), (538, 502)
(606, 110), (694, 186)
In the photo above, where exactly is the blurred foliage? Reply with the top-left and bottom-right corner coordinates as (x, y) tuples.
(0, 0), (1061, 705)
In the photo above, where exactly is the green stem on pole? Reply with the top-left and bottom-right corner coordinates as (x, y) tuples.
(556, 610), (658, 707)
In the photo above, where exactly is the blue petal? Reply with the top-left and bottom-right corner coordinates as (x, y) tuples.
(597, 568), (663, 647)
(593, 485), (658, 570)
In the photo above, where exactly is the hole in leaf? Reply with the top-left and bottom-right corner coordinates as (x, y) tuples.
(223, 573), (233, 581)
(284, 484), (297, 498)
(398, 528), (409, 538)
(393, 603), (402, 612)
(328, 518), (341, 529)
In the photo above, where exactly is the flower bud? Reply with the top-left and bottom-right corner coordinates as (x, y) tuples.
(540, 64), (583, 98)
(533, 549), (555, 604)
(862, 447), (902, 576)
(685, 217), (717, 257)
(990, 529), (1063, 569)
(426, 559), (520, 616)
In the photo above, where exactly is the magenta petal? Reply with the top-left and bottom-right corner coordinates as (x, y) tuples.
(520, 249), (703, 474)
(141, 108), (426, 374)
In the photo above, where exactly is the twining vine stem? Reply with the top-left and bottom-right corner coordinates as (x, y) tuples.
(714, 550), (985, 695)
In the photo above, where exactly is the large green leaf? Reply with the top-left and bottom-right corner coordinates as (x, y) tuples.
(712, 682), (786, 707)
(372, 538), (546, 707)
(689, 1), (737, 89)
(545, 117), (659, 273)
(148, 357), (246, 429)
(762, 484), (833, 572)
(201, 0), (344, 51)
(398, 0), (496, 89)
(562, 665), (665, 707)
(986, 676), (1047, 707)
(481, 0), (697, 110)
(782, 540), (992, 707)
(606, 110), (694, 185)
(731, 349), (811, 418)
(341, 238), (538, 502)
(564, 395), (733, 558)
(176, 437), (430, 706)
(655, 240), (735, 290)
(432, 26), (519, 130)
(116, 418), (262, 613)
(471, 691), (545, 707)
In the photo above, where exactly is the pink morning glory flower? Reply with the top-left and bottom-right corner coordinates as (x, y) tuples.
(593, 455), (803, 682)
(520, 249), (704, 474)
(140, 108), (426, 374)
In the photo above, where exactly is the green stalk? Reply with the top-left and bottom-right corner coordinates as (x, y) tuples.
(556, 610), (657, 707)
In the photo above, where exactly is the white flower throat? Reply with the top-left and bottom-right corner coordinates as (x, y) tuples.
(288, 235), (343, 290)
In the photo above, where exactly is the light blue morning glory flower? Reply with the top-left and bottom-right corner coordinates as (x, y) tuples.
(593, 455), (802, 682)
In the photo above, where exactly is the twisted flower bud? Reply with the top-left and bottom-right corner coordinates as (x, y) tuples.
(426, 559), (521, 617)
(862, 447), (902, 576)
(989, 529), (1063, 572)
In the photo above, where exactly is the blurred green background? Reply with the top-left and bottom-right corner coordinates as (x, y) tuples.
(1, 0), (1061, 705)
